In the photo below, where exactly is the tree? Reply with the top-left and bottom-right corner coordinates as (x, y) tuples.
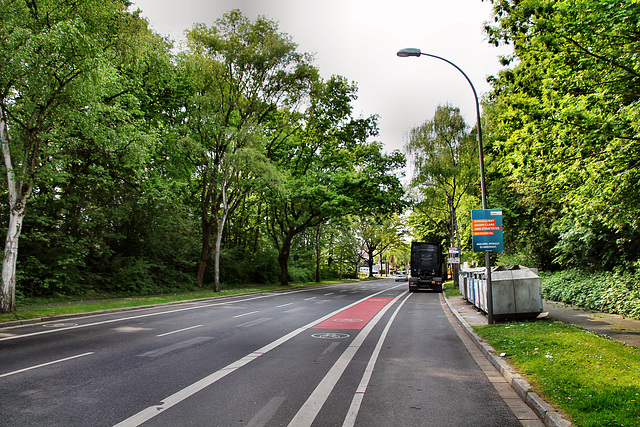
(322, 217), (362, 280)
(265, 76), (406, 286)
(179, 10), (317, 290)
(0, 0), (158, 313)
(484, 0), (640, 270)
(405, 104), (478, 277)
(357, 215), (405, 278)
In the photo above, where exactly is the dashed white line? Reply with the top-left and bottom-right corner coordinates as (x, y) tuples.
(156, 325), (203, 337)
(233, 311), (259, 318)
(0, 290), (313, 342)
(246, 396), (287, 427)
(0, 352), (94, 378)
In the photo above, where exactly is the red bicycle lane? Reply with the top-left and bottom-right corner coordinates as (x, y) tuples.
(312, 297), (394, 330)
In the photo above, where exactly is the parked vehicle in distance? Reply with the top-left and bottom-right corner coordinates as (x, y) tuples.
(394, 270), (408, 281)
(409, 242), (447, 292)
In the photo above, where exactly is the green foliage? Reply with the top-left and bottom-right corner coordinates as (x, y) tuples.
(180, 10), (318, 289)
(264, 75), (406, 285)
(218, 245), (280, 285)
(406, 104), (478, 191)
(541, 270), (640, 320)
(484, 0), (640, 272)
(405, 104), (479, 263)
(476, 321), (640, 426)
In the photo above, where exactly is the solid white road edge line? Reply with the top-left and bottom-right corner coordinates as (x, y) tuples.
(286, 290), (409, 427)
(112, 283), (403, 427)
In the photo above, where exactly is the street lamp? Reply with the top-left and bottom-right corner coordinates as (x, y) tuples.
(398, 47), (494, 323)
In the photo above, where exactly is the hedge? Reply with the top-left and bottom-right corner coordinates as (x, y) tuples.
(540, 269), (640, 320)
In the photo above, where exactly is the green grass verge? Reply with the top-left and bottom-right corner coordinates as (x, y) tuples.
(475, 321), (640, 426)
(1, 279), (361, 324)
(444, 281), (460, 298)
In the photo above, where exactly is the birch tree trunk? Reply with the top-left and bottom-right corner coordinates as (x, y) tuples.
(213, 172), (229, 293)
(0, 111), (29, 313)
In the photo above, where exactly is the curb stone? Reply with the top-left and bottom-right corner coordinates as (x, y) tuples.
(444, 294), (573, 427)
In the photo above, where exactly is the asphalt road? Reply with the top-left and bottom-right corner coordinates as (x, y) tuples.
(0, 279), (521, 426)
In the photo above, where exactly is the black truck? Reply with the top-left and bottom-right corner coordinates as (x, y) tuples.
(409, 242), (447, 292)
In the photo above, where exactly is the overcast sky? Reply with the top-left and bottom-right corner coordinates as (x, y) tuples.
(131, 0), (511, 153)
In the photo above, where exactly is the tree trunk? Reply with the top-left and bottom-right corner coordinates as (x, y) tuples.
(213, 211), (228, 293)
(367, 252), (375, 278)
(278, 235), (293, 286)
(196, 222), (213, 288)
(315, 225), (321, 283)
(0, 111), (28, 313)
(1, 207), (25, 313)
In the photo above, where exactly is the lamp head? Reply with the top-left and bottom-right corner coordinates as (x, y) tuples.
(397, 48), (422, 57)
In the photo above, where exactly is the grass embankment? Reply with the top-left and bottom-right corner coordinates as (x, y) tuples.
(1, 279), (361, 324)
(475, 320), (640, 426)
(444, 282), (640, 426)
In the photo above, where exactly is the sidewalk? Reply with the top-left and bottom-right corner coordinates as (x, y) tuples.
(444, 295), (565, 426)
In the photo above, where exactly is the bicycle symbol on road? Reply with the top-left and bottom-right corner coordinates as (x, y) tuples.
(311, 333), (350, 339)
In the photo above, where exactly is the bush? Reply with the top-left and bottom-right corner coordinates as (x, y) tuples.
(541, 269), (640, 319)
(218, 245), (280, 285)
(288, 265), (315, 283)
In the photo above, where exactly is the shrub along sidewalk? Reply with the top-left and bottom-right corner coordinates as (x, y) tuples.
(541, 269), (640, 320)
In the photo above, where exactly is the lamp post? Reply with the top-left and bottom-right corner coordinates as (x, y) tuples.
(398, 48), (494, 323)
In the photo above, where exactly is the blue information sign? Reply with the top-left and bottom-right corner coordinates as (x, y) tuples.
(471, 209), (504, 252)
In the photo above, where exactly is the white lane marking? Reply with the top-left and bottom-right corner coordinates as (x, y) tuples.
(324, 292), (334, 296)
(321, 342), (340, 356)
(0, 289), (315, 342)
(233, 311), (259, 318)
(139, 337), (213, 358)
(313, 341), (341, 364)
(237, 318), (271, 328)
(304, 297), (316, 301)
(156, 325), (203, 337)
(342, 293), (412, 427)
(112, 285), (402, 427)
(284, 307), (305, 314)
(246, 396), (287, 427)
(277, 303), (293, 308)
(287, 290), (408, 427)
(0, 352), (94, 378)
